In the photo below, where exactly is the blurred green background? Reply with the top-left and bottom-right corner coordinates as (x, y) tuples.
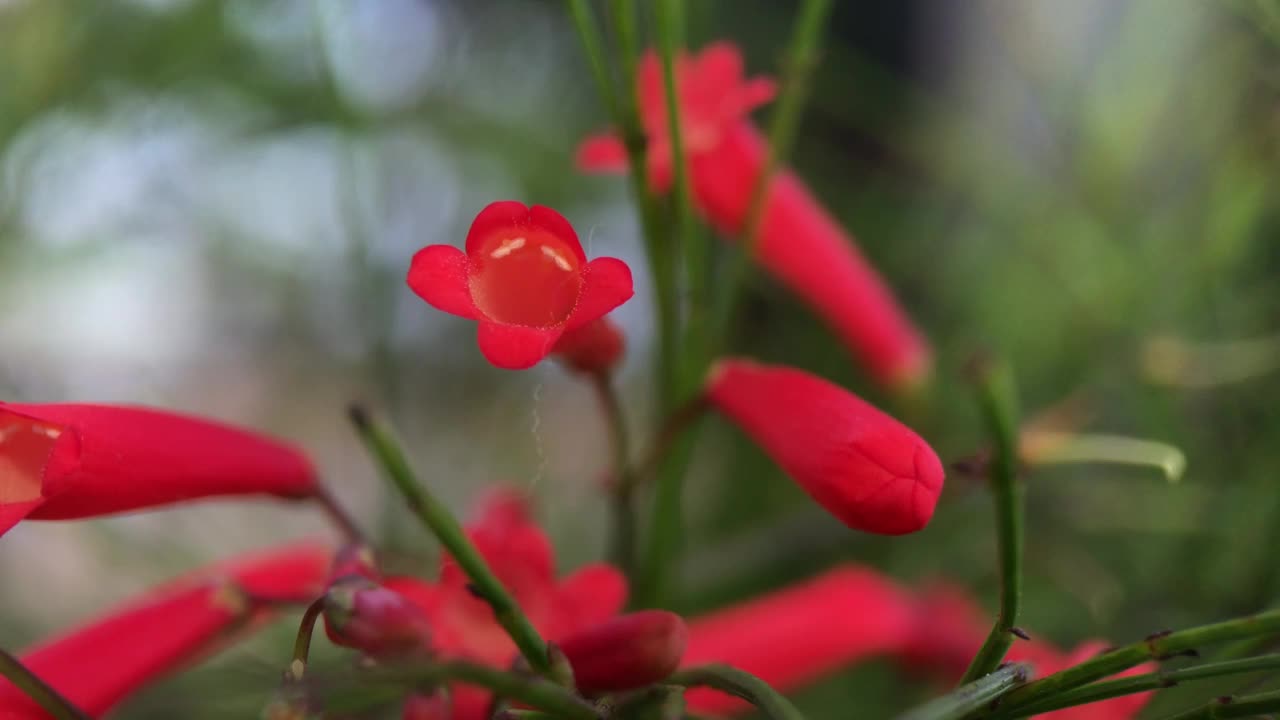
(1, 0), (1278, 717)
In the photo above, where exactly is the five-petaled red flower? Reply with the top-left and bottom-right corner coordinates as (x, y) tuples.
(407, 201), (634, 370)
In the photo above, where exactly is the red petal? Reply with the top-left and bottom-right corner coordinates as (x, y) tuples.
(739, 77), (778, 111)
(465, 201), (530, 256)
(528, 205), (586, 264)
(475, 322), (562, 369)
(555, 563), (628, 630)
(0, 498), (43, 537)
(576, 133), (629, 174)
(694, 42), (745, 91)
(565, 257), (634, 331)
(383, 576), (439, 616)
(560, 611), (687, 694)
(407, 244), (478, 319)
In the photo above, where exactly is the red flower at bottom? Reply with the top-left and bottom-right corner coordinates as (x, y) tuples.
(407, 202), (634, 370)
(385, 488), (627, 720)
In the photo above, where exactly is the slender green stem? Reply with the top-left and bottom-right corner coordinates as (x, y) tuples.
(991, 654), (1280, 719)
(1022, 431), (1186, 482)
(383, 661), (599, 720)
(313, 484), (367, 546)
(714, 0), (835, 348)
(565, 0), (620, 122)
(897, 663), (1030, 720)
(632, 395), (711, 483)
(0, 648), (91, 720)
(287, 597), (328, 682)
(592, 373), (638, 576)
(992, 607), (1280, 713)
(671, 664), (807, 720)
(1160, 688), (1280, 719)
(347, 406), (551, 675)
(637, 424), (701, 608)
(960, 359), (1025, 683)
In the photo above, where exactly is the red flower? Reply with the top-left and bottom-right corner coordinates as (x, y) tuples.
(384, 488), (627, 720)
(551, 316), (626, 376)
(0, 402), (318, 537)
(558, 610), (687, 694)
(577, 43), (930, 389)
(0, 541), (332, 718)
(901, 583), (1154, 720)
(407, 202), (634, 370)
(704, 360), (945, 534)
(321, 546), (433, 658)
(680, 566), (916, 715)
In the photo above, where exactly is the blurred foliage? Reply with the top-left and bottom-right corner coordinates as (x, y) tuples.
(1, 0), (1280, 718)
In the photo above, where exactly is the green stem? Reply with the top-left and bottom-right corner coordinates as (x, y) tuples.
(897, 663), (1030, 720)
(714, 0), (835, 348)
(636, 424), (701, 608)
(287, 597), (327, 682)
(991, 654), (1280, 719)
(1160, 688), (1280, 719)
(565, 0), (620, 122)
(592, 373), (638, 577)
(387, 661), (599, 720)
(347, 406), (551, 675)
(0, 647), (92, 720)
(670, 664), (807, 720)
(992, 607), (1280, 713)
(959, 359), (1025, 683)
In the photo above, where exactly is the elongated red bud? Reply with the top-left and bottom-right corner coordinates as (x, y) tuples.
(323, 579), (432, 658)
(0, 542), (331, 717)
(552, 316), (626, 375)
(558, 611), (687, 694)
(705, 360), (944, 534)
(0, 402), (318, 537)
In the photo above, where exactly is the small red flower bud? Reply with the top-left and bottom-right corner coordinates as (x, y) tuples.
(558, 611), (687, 694)
(551, 316), (626, 375)
(407, 201), (634, 370)
(0, 402), (318, 537)
(402, 691), (451, 720)
(323, 579), (433, 658)
(705, 360), (944, 534)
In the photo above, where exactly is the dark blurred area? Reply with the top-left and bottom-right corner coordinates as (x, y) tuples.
(1, 0), (1279, 717)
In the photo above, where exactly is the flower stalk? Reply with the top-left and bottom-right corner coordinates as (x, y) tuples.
(591, 372), (639, 576)
(896, 662), (1030, 720)
(347, 405), (552, 675)
(0, 647), (92, 720)
(287, 597), (328, 682)
(671, 664), (808, 720)
(959, 358), (1025, 683)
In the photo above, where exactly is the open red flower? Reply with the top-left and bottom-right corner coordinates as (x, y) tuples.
(0, 402), (318, 537)
(0, 541), (332, 718)
(681, 565), (916, 715)
(384, 488), (627, 720)
(705, 359), (945, 534)
(577, 43), (930, 389)
(407, 202), (634, 370)
(900, 583), (1154, 720)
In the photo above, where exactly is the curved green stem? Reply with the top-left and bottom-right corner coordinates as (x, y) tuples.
(383, 661), (599, 720)
(670, 664), (807, 720)
(897, 663), (1030, 720)
(347, 406), (551, 675)
(991, 654), (1280, 719)
(960, 359), (1025, 683)
(0, 647), (92, 720)
(993, 607), (1280, 713)
(287, 596), (328, 682)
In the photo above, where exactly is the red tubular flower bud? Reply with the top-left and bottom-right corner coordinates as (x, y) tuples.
(407, 201), (634, 370)
(681, 566), (915, 716)
(575, 42), (931, 389)
(323, 579), (433, 658)
(0, 402), (318, 537)
(557, 610), (687, 694)
(705, 360), (944, 534)
(551, 316), (626, 376)
(0, 541), (332, 717)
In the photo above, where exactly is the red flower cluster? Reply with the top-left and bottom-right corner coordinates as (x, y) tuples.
(578, 43), (931, 389)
